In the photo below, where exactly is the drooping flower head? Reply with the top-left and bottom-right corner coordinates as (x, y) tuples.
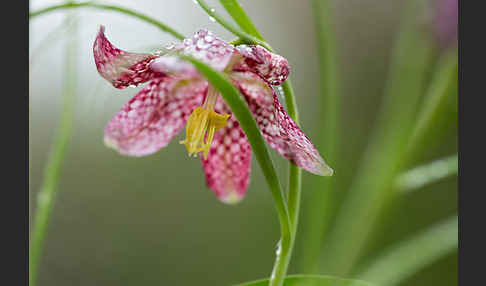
(94, 26), (333, 204)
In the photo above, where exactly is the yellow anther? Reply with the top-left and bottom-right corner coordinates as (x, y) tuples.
(180, 107), (230, 159)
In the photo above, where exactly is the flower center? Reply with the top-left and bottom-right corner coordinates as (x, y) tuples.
(180, 86), (230, 158)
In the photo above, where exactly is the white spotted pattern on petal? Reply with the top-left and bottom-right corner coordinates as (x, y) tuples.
(231, 71), (333, 176)
(150, 29), (237, 74)
(93, 26), (162, 89)
(201, 97), (251, 204)
(104, 75), (207, 156)
(234, 45), (290, 85)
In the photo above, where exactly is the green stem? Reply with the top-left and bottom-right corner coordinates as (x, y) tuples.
(206, 2), (303, 284)
(29, 1), (185, 40)
(181, 56), (292, 276)
(299, 0), (339, 272)
(269, 81), (302, 286)
(29, 15), (77, 286)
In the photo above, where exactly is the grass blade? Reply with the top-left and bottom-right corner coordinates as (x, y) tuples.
(237, 274), (374, 286)
(357, 216), (458, 285)
(396, 154), (458, 193)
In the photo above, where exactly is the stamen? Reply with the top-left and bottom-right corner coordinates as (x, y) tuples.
(180, 87), (229, 159)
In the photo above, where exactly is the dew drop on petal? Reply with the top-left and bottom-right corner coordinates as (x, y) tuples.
(204, 35), (214, 42)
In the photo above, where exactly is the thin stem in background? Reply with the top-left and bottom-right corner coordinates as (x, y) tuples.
(405, 50), (458, 164)
(270, 81), (302, 286)
(29, 1), (185, 40)
(29, 15), (77, 286)
(299, 0), (340, 273)
(320, 0), (434, 276)
(356, 216), (458, 286)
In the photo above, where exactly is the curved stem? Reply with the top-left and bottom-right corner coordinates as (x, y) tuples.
(181, 54), (292, 264)
(267, 81), (302, 286)
(29, 15), (77, 286)
(210, 2), (304, 285)
(29, 1), (185, 40)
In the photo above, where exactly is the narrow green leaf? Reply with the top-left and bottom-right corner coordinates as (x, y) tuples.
(237, 275), (374, 286)
(357, 216), (458, 285)
(179, 54), (291, 240)
(219, 0), (264, 40)
(396, 154), (458, 193)
(320, 0), (435, 276)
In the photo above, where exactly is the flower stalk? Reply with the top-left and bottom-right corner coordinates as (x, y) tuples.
(204, 2), (308, 285)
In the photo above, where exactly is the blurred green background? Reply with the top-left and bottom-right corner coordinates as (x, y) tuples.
(29, 0), (457, 285)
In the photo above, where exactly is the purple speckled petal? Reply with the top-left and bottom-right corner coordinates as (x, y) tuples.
(104, 75), (207, 156)
(93, 26), (162, 89)
(201, 98), (251, 204)
(150, 29), (237, 74)
(233, 45), (290, 85)
(231, 71), (333, 176)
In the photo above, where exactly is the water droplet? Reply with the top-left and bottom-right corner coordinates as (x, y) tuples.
(208, 16), (216, 22)
(192, 0), (199, 5)
(204, 35), (214, 42)
(128, 84), (136, 88)
(210, 8), (215, 12)
(196, 38), (210, 50)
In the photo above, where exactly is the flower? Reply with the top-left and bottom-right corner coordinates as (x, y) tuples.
(94, 26), (333, 204)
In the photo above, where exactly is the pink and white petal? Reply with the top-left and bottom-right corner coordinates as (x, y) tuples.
(233, 45), (290, 85)
(150, 29), (237, 74)
(104, 75), (207, 156)
(93, 26), (162, 89)
(201, 100), (252, 204)
(231, 71), (333, 176)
